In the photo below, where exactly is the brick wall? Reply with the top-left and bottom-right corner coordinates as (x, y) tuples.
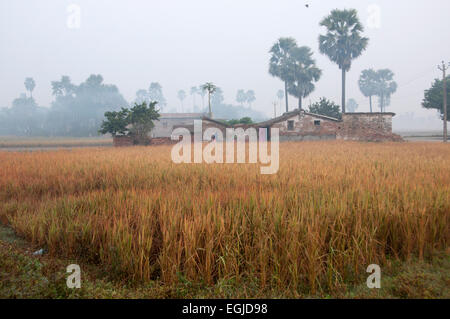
(270, 113), (339, 140)
(150, 137), (178, 145)
(337, 113), (403, 142)
(113, 136), (134, 147)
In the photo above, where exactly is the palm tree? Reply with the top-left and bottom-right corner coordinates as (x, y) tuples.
(177, 90), (186, 112)
(201, 82), (217, 118)
(190, 86), (198, 111)
(319, 9), (369, 113)
(286, 46), (322, 110)
(269, 37), (297, 113)
(376, 69), (397, 112)
(245, 90), (256, 109)
(24, 77), (36, 99)
(358, 69), (379, 112)
(236, 89), (246, 106)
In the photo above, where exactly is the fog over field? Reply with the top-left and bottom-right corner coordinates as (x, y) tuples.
(1, 0), (449, 131)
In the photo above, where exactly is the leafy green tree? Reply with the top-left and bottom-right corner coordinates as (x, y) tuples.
(245, 90), (256, 108)
(225, 117), (253, 125)
(286, 46), (321, 110)
(346, 98), (359, 113)
(319, 9), (369, 113)
(24, 77), (36, 98)
(236, 89), (246, 106)
(177, 90), (186, 112)
(422, 76), (450, 121)
(375, 69), (397, 112)
(99, 108), (130, 137)
(99, 102), (160, 142)
(127, 101), (160, 141)
(269, 37), (297, 112)
(239, 116), (253, 124)
(308, 97), (341, 119)
(358, 69), (378, 112)
(201, 82), (217, 117)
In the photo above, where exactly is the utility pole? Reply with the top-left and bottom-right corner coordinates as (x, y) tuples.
(438, 61), (449, 143)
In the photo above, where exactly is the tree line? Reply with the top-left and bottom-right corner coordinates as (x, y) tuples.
(0, 77), (265, 137)
(0, 75), (127, 136)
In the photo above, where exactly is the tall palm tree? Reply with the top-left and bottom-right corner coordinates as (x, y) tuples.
(236, 89), (246, 106)
(286, 46), (322, 110)
(319, 9), (369, 113)
(24, 77), (36, 99)
(358, 69), (379, 112)
(376, 69), (397, 112)
(269, 37), (297, 113)
(201, 82), (217, 118)
(246, 90), (256, 109)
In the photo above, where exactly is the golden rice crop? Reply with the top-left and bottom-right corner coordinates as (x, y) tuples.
(0, 141), (449, 294)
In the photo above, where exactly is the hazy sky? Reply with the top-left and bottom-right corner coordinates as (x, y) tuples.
(1, 0), (449, 129)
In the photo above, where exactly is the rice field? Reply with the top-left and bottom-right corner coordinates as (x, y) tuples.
(0, 141), (449, 297)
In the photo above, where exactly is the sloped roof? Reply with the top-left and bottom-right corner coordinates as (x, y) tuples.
(343, 112), (396, 116)
(254, 109), (340, 127)
(172, 116), (230, 133)
(159, 113), (206, 119)
(201, 116), (231, 127)
(303, 111), (341, 122)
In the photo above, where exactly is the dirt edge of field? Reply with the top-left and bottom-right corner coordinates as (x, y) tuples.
(1, 223), (448, 299)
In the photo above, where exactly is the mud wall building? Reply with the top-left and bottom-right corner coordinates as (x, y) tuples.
(337, 113), (402, 142)
(251, 110), (401, 142)
(113, 110), (401, 146)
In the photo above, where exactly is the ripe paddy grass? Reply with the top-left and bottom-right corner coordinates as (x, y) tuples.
(0, 141), (448, 296)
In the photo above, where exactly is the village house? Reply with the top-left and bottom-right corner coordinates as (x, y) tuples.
(251, 109), (340, 141)
(112, 113), (229, 146)
(113, 109), (402, 146)
(151, 113), (204, 138)
(247, 109), (402, 142)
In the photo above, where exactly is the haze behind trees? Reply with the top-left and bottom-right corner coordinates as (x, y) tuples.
(1, 1), (449, 134)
